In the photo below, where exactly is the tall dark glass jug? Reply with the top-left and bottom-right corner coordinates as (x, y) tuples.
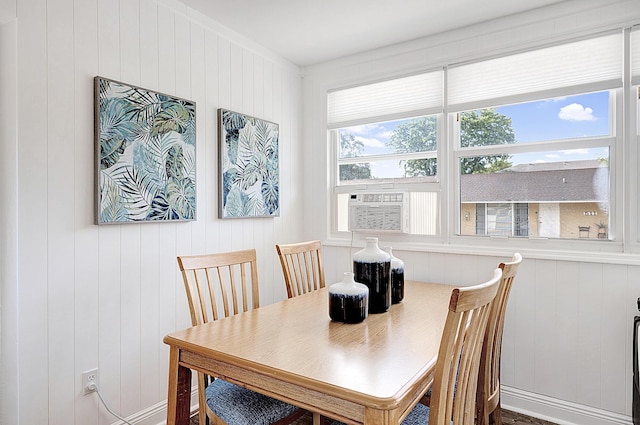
(353, 237), (391, 313)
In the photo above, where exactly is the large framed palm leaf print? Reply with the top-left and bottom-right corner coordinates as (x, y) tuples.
(218, 109), (279, 218)
(94, 77), (196, 224)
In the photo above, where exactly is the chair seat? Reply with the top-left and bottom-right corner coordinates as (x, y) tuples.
(402, 403), (430, 425)
(329, 403), (431, 425)
(206, 379), (301, 425)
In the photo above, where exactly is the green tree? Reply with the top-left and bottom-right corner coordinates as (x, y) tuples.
(339, 132), (372, 181)
(388, 116), (437, 176)
(459, 109), (515, 174)
(387, 109), (515, 177)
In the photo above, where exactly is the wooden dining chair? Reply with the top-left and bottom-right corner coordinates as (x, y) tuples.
(476, 253), (522, 425)
(275, 240), (325, 298)
(275, 240), (326, 425)
(402, 268), (502, 425)
(177, 249), (305, 425)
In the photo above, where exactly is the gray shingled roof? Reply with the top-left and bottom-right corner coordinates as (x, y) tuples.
(460, 165), (609, 203)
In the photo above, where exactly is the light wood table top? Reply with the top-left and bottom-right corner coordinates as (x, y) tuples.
(164, 280), (454, 425)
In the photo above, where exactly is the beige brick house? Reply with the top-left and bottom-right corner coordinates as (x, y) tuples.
(460, 160), (609, 239)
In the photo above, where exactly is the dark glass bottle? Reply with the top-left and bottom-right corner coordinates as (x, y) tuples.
(353, 237), (391, 313)
(329, 272), (369, 323)
(383, 246), (405, 304)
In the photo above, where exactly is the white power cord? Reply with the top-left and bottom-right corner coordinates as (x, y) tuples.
(86, 382), (134, 425)
(350, 230), (355, 272)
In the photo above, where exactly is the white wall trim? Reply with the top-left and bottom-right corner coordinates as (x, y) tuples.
(107, 388), (198, 425)
(126, 385), (636, 425)
(502, 385), (633, 425)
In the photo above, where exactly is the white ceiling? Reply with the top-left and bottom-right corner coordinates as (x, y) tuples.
(180, 0), (569, 66)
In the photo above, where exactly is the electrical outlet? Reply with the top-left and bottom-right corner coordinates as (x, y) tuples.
(82, 368), (99, 395)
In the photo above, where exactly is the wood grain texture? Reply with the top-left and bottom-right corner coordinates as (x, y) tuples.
(276, 240), (326, 298)
(190, 409), (560, 425)
(166, 281), (455, 425)
(477, 254), (522, 425)
(176, 248), (261, 425)
(428, 269), (501, 425)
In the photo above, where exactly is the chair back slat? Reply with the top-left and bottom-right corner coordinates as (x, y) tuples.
(276, 240), (325, 298)
(177, 249), (260, 326)
(176, 249), (262, 425)
(477, 253), (522, 425)
(429, 268), (502, 425)
(204, 268), (219, 321)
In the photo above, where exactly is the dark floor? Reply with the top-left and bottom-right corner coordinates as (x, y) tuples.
(190, 409), (558, 425)
(500, 409), (558, 425)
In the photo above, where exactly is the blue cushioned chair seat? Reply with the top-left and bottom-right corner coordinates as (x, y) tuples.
(401, 403), (430, 425)
(330, 403), (431, 425)
(205, 379), (300, 425)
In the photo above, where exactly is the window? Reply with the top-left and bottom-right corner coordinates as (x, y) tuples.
(328, 32), (625, 242)
(328, 71), (443, 236)
(337, 116), (438, 185)
(456, 92), (613, 240)
(449, 33), (621, 241)
(471, 203), (529, 237)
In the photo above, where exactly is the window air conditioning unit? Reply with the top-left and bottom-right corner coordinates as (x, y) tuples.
(348, 192), (409, 233)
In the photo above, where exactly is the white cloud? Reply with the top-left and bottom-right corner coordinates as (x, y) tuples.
(348, 123), (382, 135)
(560, 148), (589, 156)
(558, 103), (596, 121)
(545, 153), (560, 159)
(355, 136), (385, 149)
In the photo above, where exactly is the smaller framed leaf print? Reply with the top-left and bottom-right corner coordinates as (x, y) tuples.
(218, 109), (279, 218)
(94, 76), (196, 224)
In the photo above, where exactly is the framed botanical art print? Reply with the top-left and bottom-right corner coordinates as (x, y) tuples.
(218, 108), (279, 218)
(94, 76), (196, 224)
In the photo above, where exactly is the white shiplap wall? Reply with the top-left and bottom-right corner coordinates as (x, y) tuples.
(3, 0), (640, 424)
(321, 247), (639, 425)
(305, 1), (640, 424)
(1, 0), (302, 424)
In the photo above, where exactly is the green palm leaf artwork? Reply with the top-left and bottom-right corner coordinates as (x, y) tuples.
(218, 109), (279, 218)
(95, 77), (196, 224)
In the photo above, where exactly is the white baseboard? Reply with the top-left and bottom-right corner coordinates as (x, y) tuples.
(501, 385), (632, 425)
(128, 385), (631, 425)
(108, 387), (198, 425)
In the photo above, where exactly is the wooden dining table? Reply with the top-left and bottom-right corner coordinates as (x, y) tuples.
(164, 280), (455, 425)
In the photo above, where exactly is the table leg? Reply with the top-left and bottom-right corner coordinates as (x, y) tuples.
(364, 407), (397, 425)
(166, 346), (192, 425)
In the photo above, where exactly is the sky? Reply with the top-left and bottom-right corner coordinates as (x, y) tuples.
(340, 91), (611, 178)
(495, 91), (610, 166)
(498, 91), (609, 143)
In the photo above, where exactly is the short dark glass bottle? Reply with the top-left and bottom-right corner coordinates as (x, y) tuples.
(353, 237), (391, 314)
(329, 272), (369, 323)
(383, 246), (405, 304)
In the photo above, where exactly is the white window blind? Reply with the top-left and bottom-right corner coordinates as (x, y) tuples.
(448, 33), (623, 110)
(632, 27), (640, 86)
(327, 71), (443, 129)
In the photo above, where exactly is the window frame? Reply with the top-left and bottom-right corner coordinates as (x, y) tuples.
(329, 114), (445, 240)
(447, 88), (621, 245)
(326, 31), (632, 253)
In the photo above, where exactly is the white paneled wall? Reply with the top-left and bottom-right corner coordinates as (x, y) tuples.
(1, 0), (302, 424)
(322, 247), (639, 424)
(305, 1), (640, 424)
(0, 13), (19, 425)
(3, 0), (640, 424)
